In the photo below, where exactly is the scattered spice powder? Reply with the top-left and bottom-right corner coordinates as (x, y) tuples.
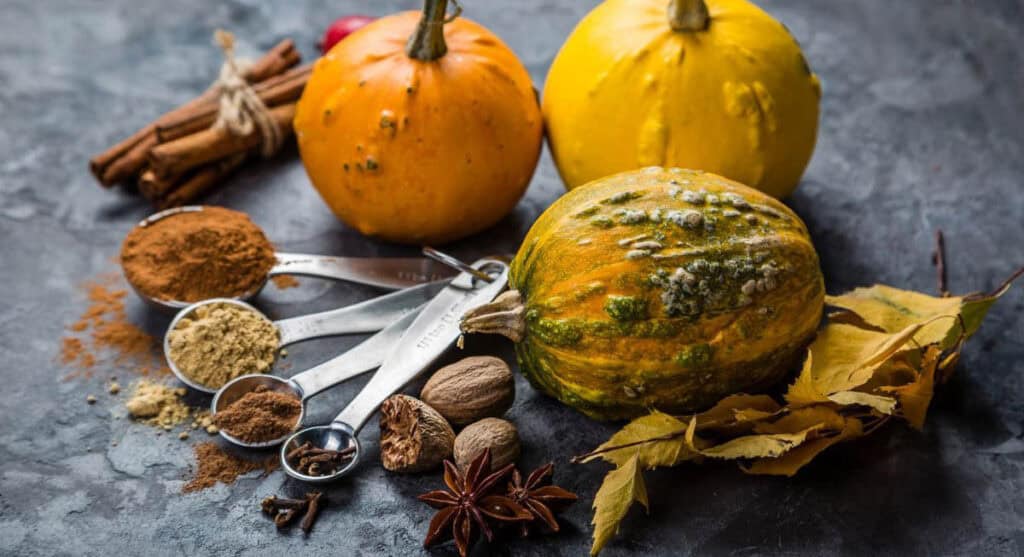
(59, 274), (165, 380)
(166, 302), (279, 389)
(120, 206), (276, 303)
(270, 275), (300, 290)
(125, 380), (192, 429)
(183, 442), (279, 493)
(213, 385), (302, 443)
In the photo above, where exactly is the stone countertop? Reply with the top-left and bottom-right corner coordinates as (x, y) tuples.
(1, 1), (1022, 555)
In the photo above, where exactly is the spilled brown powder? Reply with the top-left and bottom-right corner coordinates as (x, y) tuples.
(183, 442), (279, 493)
(60, 274), (164, 380)
(213, 385), (302, 443)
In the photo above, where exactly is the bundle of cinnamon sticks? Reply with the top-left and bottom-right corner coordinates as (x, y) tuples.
(89, 39), (309, 208)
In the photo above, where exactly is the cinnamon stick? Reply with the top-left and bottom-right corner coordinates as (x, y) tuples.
(138, 168), (181, 201)
(156, 154), (248, 209)
(89, 38), (299, 187)
(156, 64), (311, 142)
(148, 103), (296, 179)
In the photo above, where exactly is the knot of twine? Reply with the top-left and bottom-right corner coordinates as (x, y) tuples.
(212, 29), (283, 158)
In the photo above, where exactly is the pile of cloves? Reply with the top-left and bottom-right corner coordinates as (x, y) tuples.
(261, 492), (324, 533)
(286, 441), (355, 477)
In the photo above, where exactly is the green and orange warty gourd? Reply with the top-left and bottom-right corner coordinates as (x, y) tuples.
(462, 168), (824, 420)
(294, 0), (543, 245)
(542, 0), (821, 199)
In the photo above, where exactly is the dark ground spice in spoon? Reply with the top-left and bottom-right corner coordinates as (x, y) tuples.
(213, 385), (302, 443)
(120, 206), (275, 303)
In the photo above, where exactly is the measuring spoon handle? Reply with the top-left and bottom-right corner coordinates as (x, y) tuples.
(333, 259), (510, 434)
(271, 253), (456, 290)
(275, 280), (448, 346)
(288, 308), (422, 399)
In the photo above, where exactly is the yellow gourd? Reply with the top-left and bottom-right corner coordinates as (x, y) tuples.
(542, 0), (821, 199)
(462, 167), (824, 420)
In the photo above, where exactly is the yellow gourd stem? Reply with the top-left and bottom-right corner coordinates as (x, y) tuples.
(667, 0), (709, 32)
(406, 0), (462, 61)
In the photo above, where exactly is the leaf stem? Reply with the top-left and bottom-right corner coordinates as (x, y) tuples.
(932, 229), (949, 297)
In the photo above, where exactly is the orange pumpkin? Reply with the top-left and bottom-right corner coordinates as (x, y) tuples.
(294, 0), (543, 245)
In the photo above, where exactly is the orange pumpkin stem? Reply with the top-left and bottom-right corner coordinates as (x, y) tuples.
(406, 0), (457, 61)
(667, 0), (709, 32)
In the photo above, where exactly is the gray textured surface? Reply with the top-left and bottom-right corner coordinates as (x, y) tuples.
(1, 1), (1023, 555)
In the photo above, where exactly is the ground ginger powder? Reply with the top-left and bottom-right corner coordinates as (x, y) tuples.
(126, 380), (191, 429)
(167, 302), (279, 389)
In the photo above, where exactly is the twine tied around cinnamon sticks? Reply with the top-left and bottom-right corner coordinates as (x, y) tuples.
(212, 30), (284, 159)
(88, 32), (310, 209)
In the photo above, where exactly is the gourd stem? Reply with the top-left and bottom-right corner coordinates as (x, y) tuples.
(667, 0), (709, 32)
(405, 0), (454, 61)
(460, 290), (527, 343)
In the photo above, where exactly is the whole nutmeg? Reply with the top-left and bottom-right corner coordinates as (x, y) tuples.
(379, 395), (455, 473)
(420, 356), (515, 425)
(453, 417), (520, 471)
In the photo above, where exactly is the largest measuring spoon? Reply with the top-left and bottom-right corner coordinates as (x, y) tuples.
(164, 280), (448, 393)
(280, 256), (510, 483)
(128, 206), (456, 312)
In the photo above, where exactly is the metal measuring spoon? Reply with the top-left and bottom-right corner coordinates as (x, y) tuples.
(210, 308), (423, 448)
(279, 256), (510, 483)
(163, 280), (448, 393)
(128, 206), (457, 312)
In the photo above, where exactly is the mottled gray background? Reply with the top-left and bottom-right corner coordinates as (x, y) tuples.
(1, 1), (1023, 556)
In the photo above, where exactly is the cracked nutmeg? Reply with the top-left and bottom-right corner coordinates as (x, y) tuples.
(379, 394), (455, 473)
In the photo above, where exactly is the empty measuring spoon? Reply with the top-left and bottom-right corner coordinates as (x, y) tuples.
(211, 308), (422, 448)
(164, 280), (448, 394)
(280, 256), (510, 483)
(126, 206), (456, 312)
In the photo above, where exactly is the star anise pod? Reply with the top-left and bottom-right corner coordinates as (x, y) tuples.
(417, 448), (532, 557)
(506, 462), (578, 537)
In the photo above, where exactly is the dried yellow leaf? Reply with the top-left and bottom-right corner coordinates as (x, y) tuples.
(881, 345), (941, 429)
(745, 416), (864, 476)
(785, 321), (925, 403)
(826, 285), (962, 348)
(827, 391), (898, 414)
(754, 405), (847, 435)
(700, 393), (781, 422)
(590, 452), (647, 556)
(585, 410), (692, 467)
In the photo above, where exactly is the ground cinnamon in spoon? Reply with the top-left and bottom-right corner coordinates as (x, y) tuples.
(120, 206), (275, 303)
(213, 385), (302, 443)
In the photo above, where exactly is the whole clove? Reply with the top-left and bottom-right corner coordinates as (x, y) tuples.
(300, 491), (323, 534)
(285, 441), (355, 477)
(273, 508), (302, 529)
(261, 491), (325, 534)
